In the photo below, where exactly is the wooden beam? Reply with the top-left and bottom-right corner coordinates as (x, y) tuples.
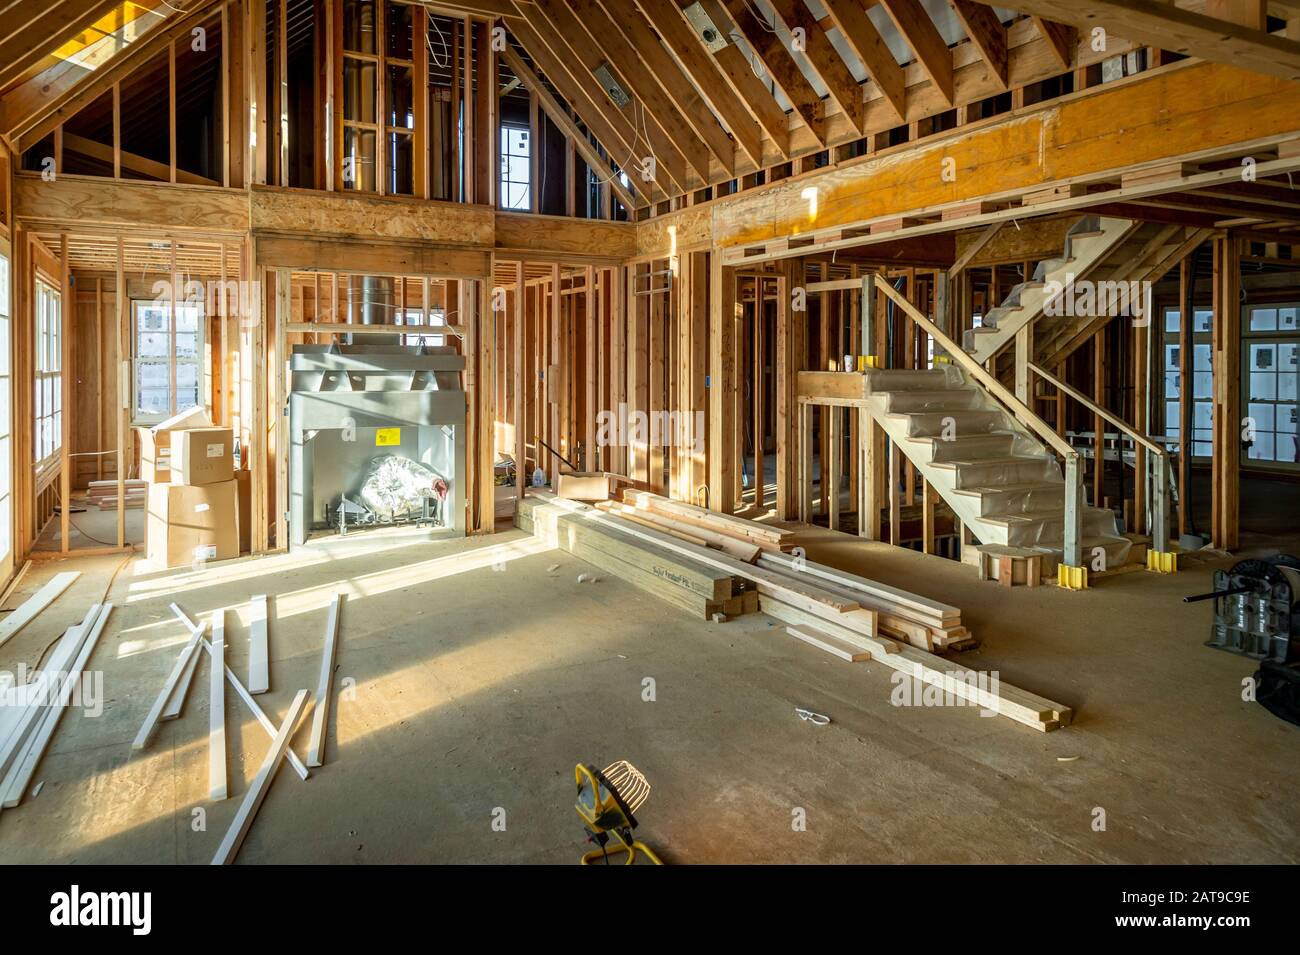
(720, 0), (827, 146)
(541, 0), (713, 182)
(513, 9), (685, 196)
(999, 0), (1300, 82)
(1034, 17), (1076, 71)
(949, 1), (1008, 89)
(879, 0), (955, 106)
(0, 0), (123, 92)
(823, 0), (908, 122)
(580, 0), (739, 175)
(767, 0), (864, 132)
(499, 44), (641, 209)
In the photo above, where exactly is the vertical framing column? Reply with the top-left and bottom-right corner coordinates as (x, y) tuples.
(775, 258), (803, 520)
(58, 235), (70, 554)
(514, 262), (525, 504)
(628, 264), (647, 485)
(707, 253), (735, 513)
(274, 267), (290, 549)
(1211, 234), (1241, 550)
(477, 275), (496, 533)
(116, 237), (127, 548)
(584, 265), (596, 471)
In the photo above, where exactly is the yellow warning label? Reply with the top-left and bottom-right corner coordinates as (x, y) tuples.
(375, 427), (401, 446)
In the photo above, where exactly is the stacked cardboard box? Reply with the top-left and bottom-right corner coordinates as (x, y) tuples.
(140, 409), (244, 569)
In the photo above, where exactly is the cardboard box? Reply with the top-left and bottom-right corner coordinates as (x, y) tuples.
(139, 407), (213, 483)
(146, 479), (239, 569)
(174, 427), (234, 485)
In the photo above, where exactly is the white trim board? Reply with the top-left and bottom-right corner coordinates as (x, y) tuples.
(0, 572), (80, 650)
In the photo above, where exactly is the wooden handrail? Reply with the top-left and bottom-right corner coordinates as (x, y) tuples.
(1028, 362), (1167, 458)
(875, 280), (1078, 462)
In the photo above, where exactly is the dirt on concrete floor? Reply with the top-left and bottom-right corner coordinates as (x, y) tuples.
(0, 523), (1296, 864)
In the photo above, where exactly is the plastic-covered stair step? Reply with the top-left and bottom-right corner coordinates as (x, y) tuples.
(866, 368), (958, 391)
(884, 389), (983, 413)
(952, 481), (1066, 517)
(914, 432), (1017, 462)
(938, 455), (1061, 489)
(889, 409), (1005, 438)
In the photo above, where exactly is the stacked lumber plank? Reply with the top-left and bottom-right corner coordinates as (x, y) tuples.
(86, 480), (146, 509)
(518, 493), (1069, 732)
(518, 495), (757, 619)
(621, 489), (795, 553)
(617, 491), (972, 652)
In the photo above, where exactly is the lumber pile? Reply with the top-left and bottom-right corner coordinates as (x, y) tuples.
(86, 479), (146, 509)
(518, 492), (1069, 732)
(616, 491), (972, 652)
(621, 489), (795, 553)
(518, 495), (757, 619)
(0, 603), (114, 811)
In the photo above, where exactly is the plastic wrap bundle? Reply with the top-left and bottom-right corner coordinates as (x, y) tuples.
(358, 454), (438, 518)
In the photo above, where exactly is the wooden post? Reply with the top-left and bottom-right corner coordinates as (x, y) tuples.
(1178, 256), (1192, 537)
(828, 405), (841, 530)
(59, 235), (70, 554)
(585, 265), (596, 471)
(514, 262), (525, 504)
(708, 254), (735, 512)
(116, 237), (126, 549)
(1211, 235), (1240, 550)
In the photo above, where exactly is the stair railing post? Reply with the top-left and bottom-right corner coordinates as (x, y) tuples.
(1061, 452), (1087, 589)
(860, 273), (875, 364)
(1146, 449), (1177, 572)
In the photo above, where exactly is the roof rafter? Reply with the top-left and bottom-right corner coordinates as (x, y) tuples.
(531, 0), (706, 186)
(822, 0), (907, 123)
(0, 0), (124, 91)
(766, 0), (864, 132)
(639, 0), (787, 163)
(510, 13), (673, 200)
(718, 0), (827, 146)
(9, 0), (218, 151)
(878, 0), (955, 106)
(948, 1), (1008, 89)
(1033, 16), (1076, 71)
(499, 42), (640, 210)
(574, 0), (738, 175)
(508, 18), (660, 204)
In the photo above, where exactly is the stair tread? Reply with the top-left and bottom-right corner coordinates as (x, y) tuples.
(951, 481), (1064, 496)
(930, 454), (1054, 468)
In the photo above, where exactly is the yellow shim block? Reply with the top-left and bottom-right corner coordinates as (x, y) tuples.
(1057, 564), (1089, 590)
(1146, 551), (1178, 574)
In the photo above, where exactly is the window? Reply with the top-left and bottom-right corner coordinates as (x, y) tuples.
(1244, 304), (1299, 466)
(1163, 306), (1214, 459)
(397, 308), (445, 347)
(34, 279), (61, 466)
(500, 125), (530, 211)
(133, 300), (202, 423)
(0, 249), (12, 577)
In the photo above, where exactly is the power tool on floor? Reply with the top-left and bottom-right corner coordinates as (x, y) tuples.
(1184, 555), (1300, 726)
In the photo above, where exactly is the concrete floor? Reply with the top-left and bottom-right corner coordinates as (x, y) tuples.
(0, 512), (1297, 864)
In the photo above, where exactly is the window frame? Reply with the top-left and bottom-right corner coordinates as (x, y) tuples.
(131, 297), (205, 426)
(33, 277), (62, 474)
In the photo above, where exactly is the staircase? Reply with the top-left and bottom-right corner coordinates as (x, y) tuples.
(962, 216), (1139, 364)
(864, 365), (1133, 573)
